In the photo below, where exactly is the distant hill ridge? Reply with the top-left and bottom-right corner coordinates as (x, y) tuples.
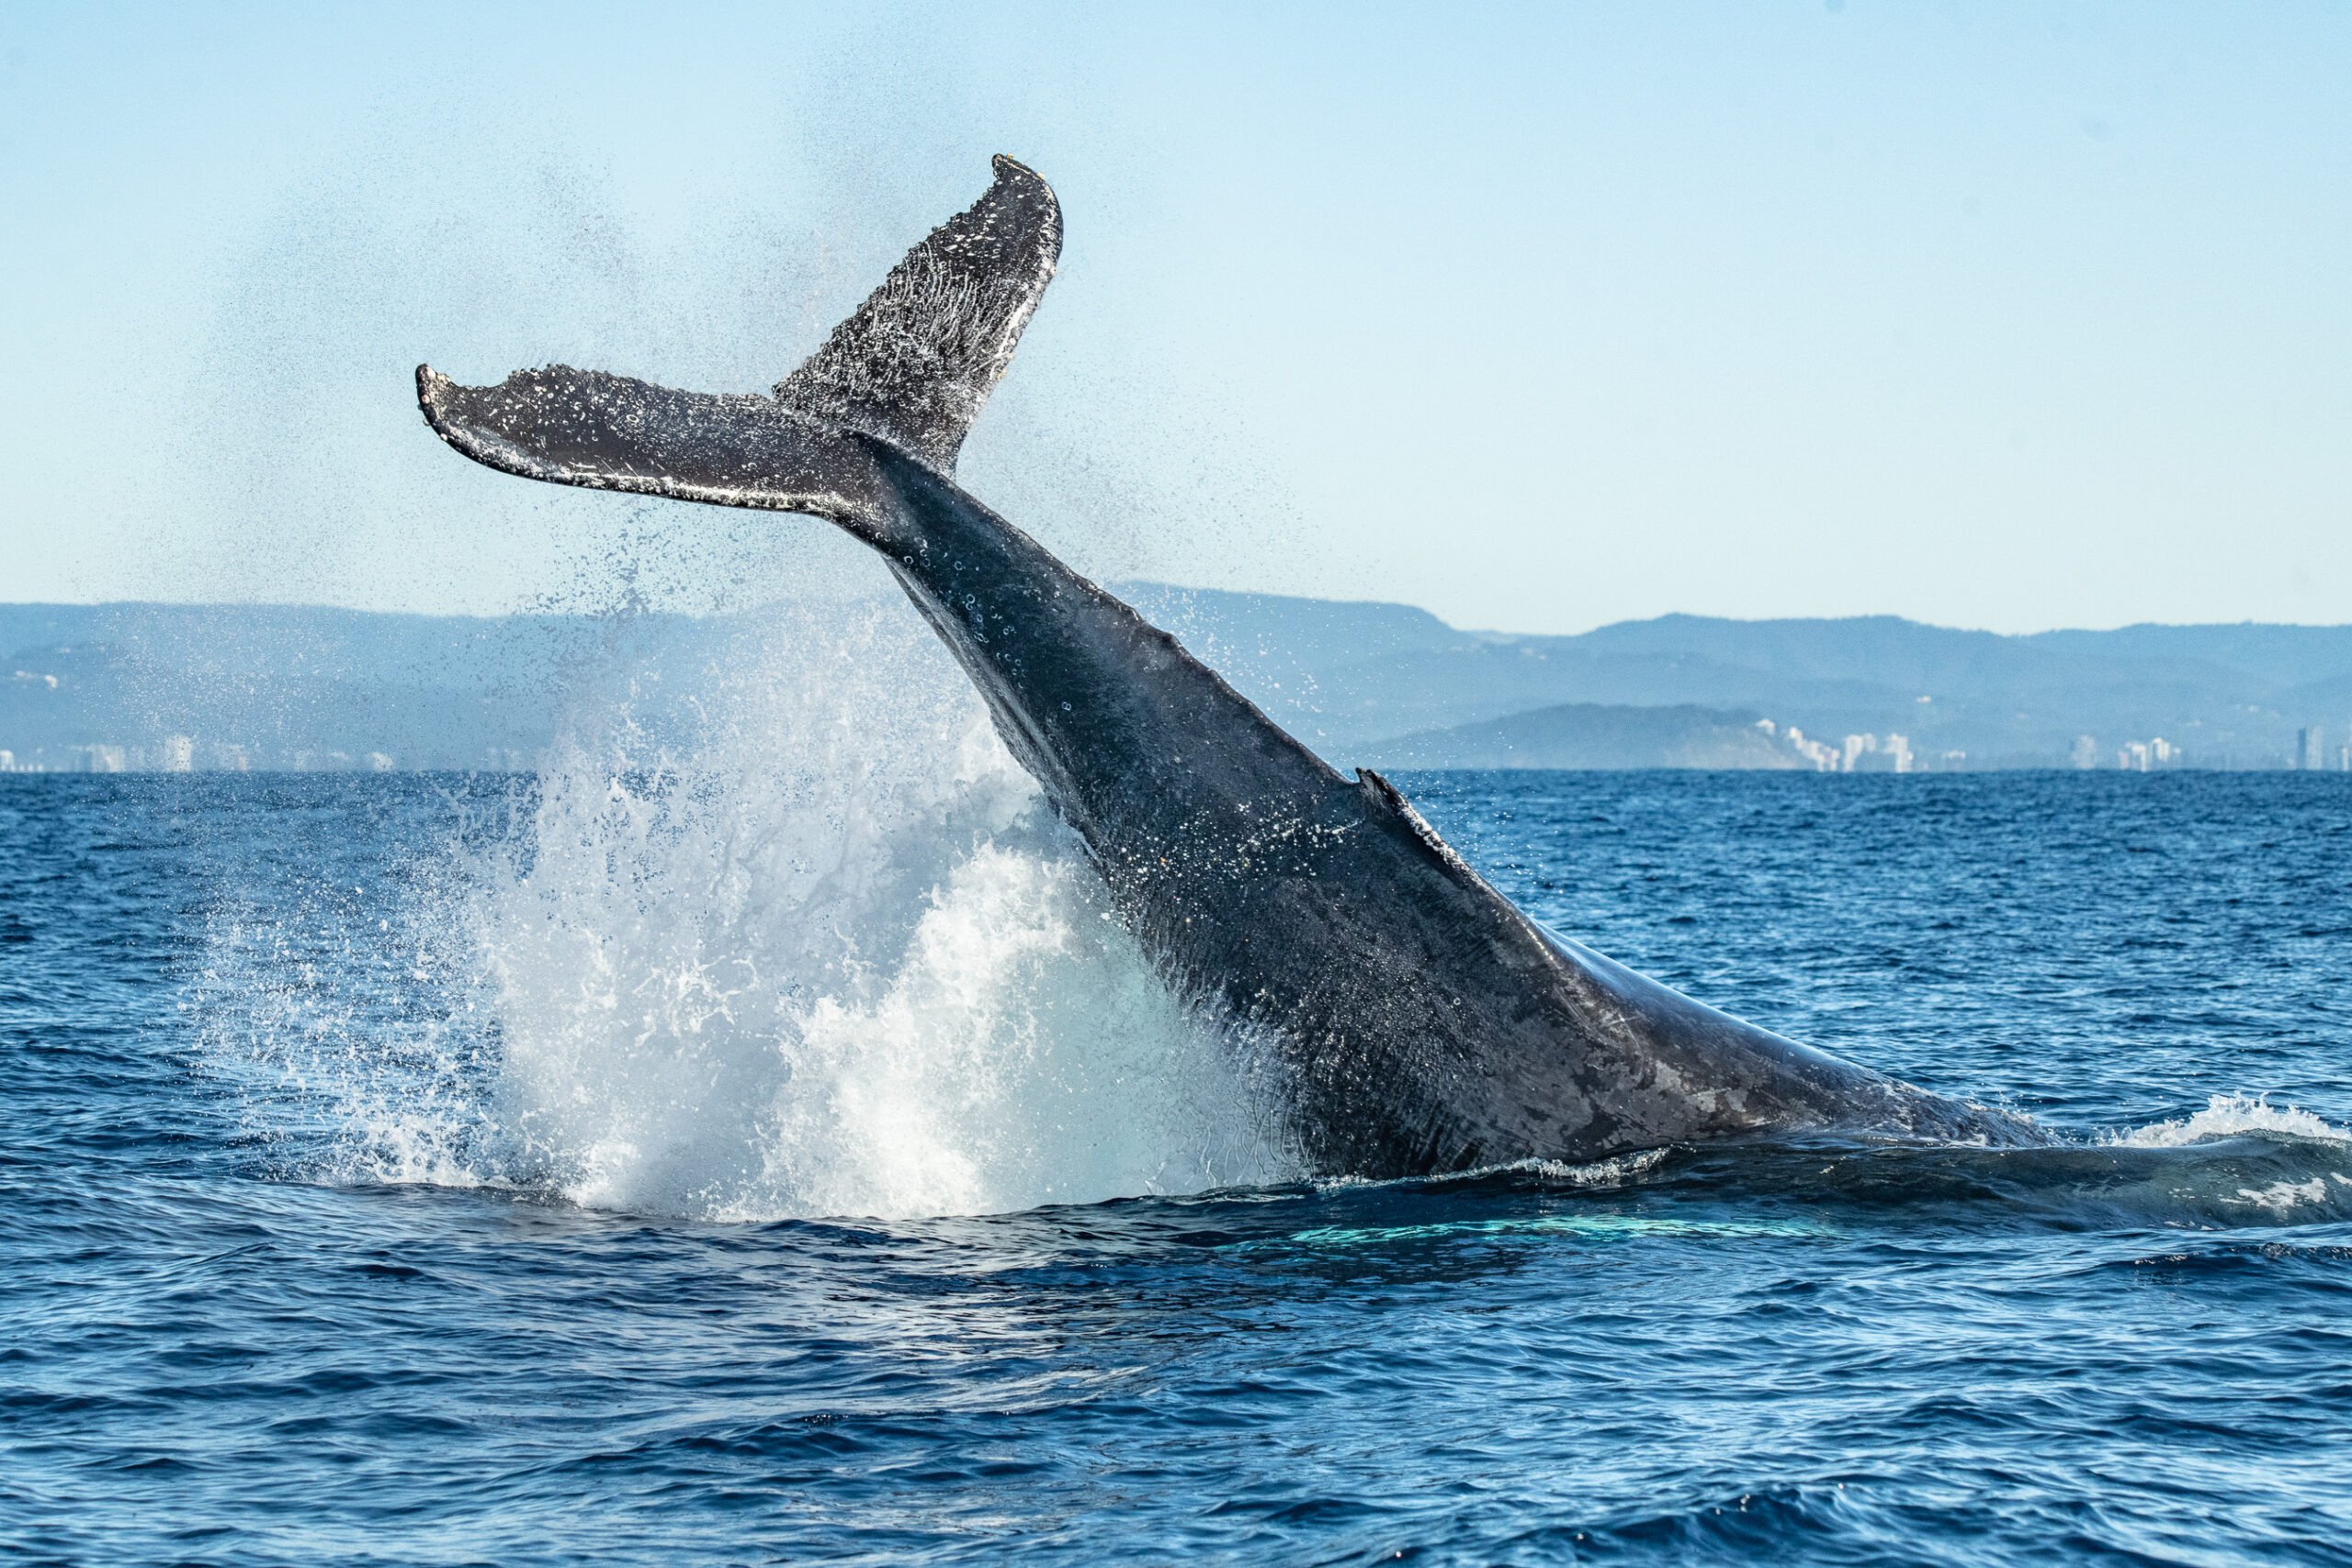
(1117, 584), (2352, 771)
(5, 592), (2349, 773)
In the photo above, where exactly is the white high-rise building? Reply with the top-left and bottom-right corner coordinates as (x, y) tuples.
(1782, 727), (1840, 772)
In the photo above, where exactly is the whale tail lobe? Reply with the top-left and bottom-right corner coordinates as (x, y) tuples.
(414, 156), (1062, 525)
(772, 154), (1061, 474)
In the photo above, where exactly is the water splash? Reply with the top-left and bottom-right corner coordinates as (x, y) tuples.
(187, 597), (1295, 1219)
(187, 797), (511, 1190)
(2114, 1093), (2350, 1149)
(469, 600), (1295, 1219)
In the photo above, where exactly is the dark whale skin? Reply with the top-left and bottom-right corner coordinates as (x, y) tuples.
(862, 443), (2037, 1176)
(415, 161), (2042, 1178)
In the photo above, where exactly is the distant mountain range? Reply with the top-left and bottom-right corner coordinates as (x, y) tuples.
(1119, 585), (2352, 772)
(0, 603), (590, 773)
(5, 590), (2350, 773)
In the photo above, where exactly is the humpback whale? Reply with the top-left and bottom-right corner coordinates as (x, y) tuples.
(417, 156), (2041, 1178)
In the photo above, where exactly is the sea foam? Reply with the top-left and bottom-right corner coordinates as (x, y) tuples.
(2114, 1093), (2350, 1149)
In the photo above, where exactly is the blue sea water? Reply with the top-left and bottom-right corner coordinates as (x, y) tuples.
(5, 766), (2350, 1566)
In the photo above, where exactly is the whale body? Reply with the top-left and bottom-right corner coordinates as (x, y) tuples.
(417, 156), (2040, 1177)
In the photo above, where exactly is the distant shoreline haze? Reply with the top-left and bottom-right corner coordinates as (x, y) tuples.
(5, 590), (2350, 774)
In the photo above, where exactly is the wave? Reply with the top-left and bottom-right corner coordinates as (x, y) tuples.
(2110, 1093), (2349, 1149)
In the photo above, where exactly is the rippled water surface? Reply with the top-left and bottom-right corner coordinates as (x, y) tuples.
(6, 769), (2349, 1566)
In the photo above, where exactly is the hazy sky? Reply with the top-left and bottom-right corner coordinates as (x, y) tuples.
(3, 2), (2346, 634)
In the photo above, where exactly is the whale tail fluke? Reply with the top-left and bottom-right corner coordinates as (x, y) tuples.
(414, 155), (1061, 520)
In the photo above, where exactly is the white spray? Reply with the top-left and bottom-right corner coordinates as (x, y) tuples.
(191, 589), (1297, 1220)
(465, 597), (1295, 1219)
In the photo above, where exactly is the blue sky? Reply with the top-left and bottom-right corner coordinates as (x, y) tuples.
(2, 2), (2345, 633)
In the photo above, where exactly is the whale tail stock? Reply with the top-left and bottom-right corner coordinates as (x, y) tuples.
(413, 154), (1063, 534)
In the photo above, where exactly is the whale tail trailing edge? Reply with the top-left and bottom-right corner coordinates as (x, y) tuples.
(414, 155), (1062, 520)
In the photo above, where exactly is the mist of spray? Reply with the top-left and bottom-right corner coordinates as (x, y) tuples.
(469, 596), (1295, 1219)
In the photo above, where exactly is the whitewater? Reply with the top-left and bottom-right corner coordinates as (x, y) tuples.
(187, 603), (1295, 1220)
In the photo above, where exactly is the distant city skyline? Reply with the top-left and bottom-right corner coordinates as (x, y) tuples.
(25, 719), (2352, 777)
(8, 592), (2349, 775)
(3, 4), (2346, 636)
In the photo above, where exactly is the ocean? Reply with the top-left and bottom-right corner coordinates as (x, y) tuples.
(6, 751), (2349, 1564)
